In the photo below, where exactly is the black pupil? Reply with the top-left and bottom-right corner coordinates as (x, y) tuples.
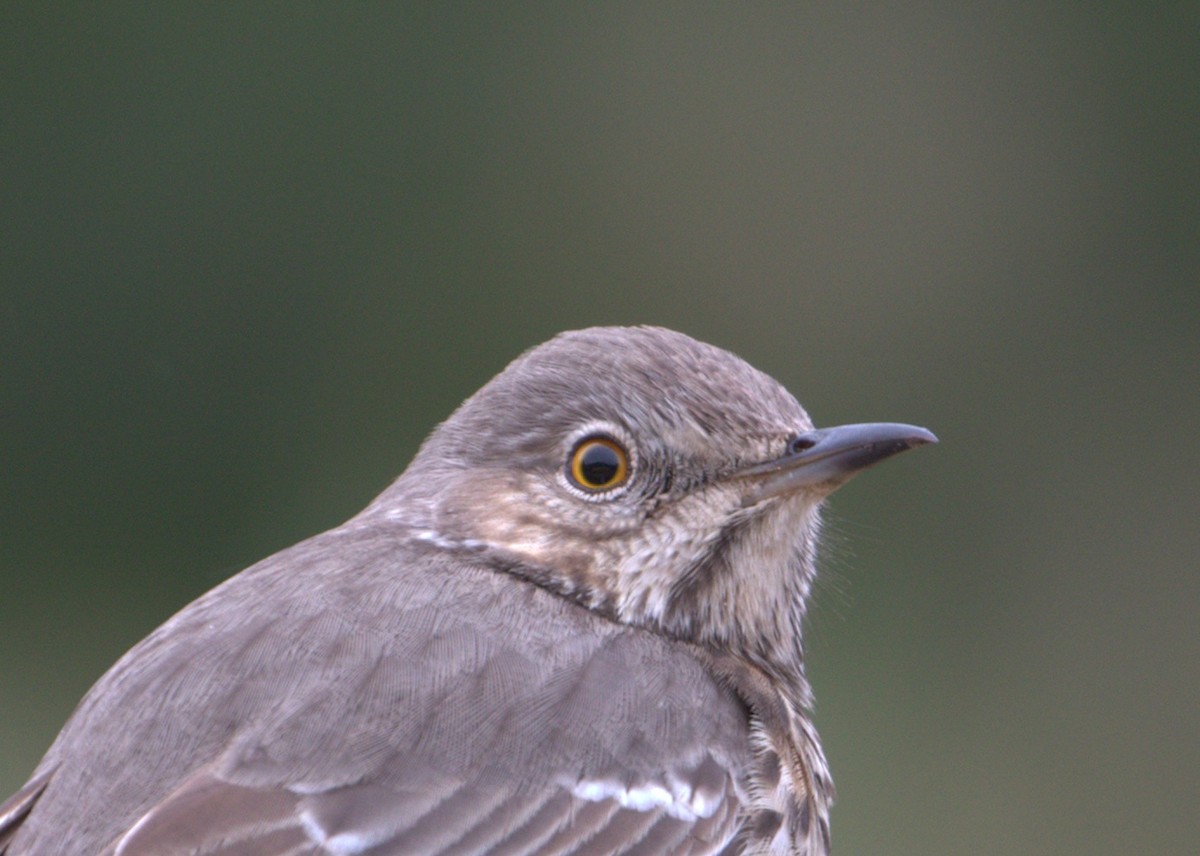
(580, 443), (621, 486)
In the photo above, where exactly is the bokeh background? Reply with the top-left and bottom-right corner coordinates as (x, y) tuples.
(2, 6), (1196, 854)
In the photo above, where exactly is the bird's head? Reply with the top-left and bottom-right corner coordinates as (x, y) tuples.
(371, 326), (934, 696)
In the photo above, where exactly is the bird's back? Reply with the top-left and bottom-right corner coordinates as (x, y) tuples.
(5, 522), (754, 854)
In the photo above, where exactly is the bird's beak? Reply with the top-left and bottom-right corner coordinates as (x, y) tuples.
(741, 422), (937, 504)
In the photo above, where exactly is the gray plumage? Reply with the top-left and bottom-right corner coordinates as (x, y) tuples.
(0, 326), (935, 855)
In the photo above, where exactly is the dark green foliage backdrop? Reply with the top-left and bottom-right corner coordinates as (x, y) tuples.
(2, 6), (1196, 854)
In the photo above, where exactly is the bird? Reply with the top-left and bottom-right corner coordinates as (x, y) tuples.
(0, 325), (935, 856)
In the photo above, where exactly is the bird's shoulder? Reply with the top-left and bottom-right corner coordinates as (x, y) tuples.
(9, 524), (760, 855)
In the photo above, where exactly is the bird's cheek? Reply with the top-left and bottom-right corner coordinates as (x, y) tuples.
(435, 476), (598, 576)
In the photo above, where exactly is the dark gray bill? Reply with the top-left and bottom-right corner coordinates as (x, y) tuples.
(742, 422), (937, 502)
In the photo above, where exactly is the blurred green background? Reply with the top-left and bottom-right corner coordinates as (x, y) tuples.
(2, 5), (1196, 854)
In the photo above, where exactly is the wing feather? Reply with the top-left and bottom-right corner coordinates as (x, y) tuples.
(103, 763), (742, 856)
(0, 771), (50, 853)
(3, 541), (756, 855)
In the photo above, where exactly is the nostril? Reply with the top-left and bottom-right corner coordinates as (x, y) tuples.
(789, 435), (818, 454)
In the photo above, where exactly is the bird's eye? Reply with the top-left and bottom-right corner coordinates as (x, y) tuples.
(568, 436), (629, 491)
